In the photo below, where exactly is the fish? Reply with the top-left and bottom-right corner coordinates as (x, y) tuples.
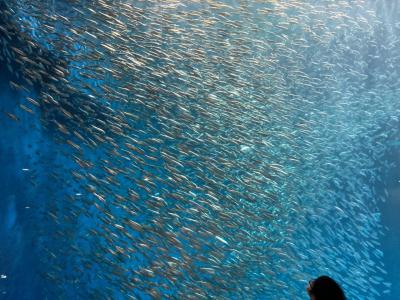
(0, 0), (397, 299)
(5, 112), (19, 121)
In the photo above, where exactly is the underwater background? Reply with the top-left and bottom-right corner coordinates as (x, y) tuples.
(0, 0), (400, 299)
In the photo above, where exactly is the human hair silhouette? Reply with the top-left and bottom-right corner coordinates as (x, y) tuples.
(307, 275), (346, 300)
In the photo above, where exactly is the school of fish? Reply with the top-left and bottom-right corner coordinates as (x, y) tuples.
(0, 0), (399, 299)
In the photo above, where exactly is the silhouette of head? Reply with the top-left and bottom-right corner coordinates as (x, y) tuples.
(307, 276), (346, 300)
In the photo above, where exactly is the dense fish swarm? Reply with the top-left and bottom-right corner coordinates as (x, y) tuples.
(0, 0), (399, 299)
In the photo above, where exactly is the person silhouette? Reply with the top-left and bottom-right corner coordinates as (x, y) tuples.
(307, 276), (346, 300)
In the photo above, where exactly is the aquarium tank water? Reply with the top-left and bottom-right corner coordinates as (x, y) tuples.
(0, 0), (399, 299)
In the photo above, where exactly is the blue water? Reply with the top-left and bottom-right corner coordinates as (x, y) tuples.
(0, 67), (45, 299)
(380, 148), (400, 299)
(1, 0), (400, 299)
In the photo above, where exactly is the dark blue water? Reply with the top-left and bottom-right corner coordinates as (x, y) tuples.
(0, 65), (46, 299)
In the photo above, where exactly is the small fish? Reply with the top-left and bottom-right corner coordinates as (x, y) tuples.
(19, 104), (34, 114)
(5, 112), (19, 121)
